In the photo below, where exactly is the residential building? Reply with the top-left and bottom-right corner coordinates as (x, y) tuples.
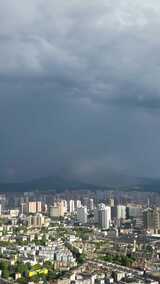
(77, 206), (88, 224)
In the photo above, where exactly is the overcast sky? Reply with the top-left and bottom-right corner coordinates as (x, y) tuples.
(0, 0), (160, 183)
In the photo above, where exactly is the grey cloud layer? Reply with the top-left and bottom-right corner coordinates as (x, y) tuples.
(1, 0), (160, 106)
(0, 0), (160, 182)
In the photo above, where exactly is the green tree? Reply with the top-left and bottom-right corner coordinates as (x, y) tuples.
(0, 260), (10, 279)
(17, 277), (28, 284)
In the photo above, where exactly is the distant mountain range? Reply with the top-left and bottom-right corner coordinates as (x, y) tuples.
(0, 176), (104, 193)
(0, 175), (159, 193)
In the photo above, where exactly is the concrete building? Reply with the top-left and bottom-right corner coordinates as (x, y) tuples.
(10, 209), (19, 217)
(62, 200), (68, 213)
(76, 200), (82, 209)
(69, 200), (75, 214)
(126, 204), (142, 219)
(21, 203), (28, 215)
(28, 202), (37, 214)
(153, 207), (160, 231)
(89, 199), (94, 211)
(143, 208), (154, 230)
(116, 205), (126, 220)
(94, 207), (99, 224)
(94, 203), (105, 225)
(36, 201), (42, 213)
(27, 213), (45, 227)
(99, 206), (111, 229)
(49, 201), (65, 218)
(77, 206), (88, 224)
(94, 204), (111, 229)
(108, 198), (114, 207)
(50, 206), (59, 218)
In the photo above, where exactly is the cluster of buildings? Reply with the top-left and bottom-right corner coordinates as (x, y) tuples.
(143, 207), (160, 232)
(0, 191), (160, 283)
(27, 213), (49, 227)
(46, 197), (160, 234)
(53, 262), (159, 284)
(18, 240), (77, 269)
(1, 195), (160, 233)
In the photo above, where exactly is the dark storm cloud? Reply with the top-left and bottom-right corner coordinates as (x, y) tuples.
(0, 0), (160, 183)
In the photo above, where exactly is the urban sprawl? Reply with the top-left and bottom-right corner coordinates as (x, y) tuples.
(0, 190), (159, 284)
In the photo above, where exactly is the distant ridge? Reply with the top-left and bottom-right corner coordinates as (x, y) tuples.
(0, 176), (105, 193)
(0, 175), (159, 193)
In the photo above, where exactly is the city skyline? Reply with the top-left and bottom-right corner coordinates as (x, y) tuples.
(1, 2), (160, 283)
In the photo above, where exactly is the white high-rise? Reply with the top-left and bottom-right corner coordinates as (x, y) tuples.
(69, 200), (75, 213)
(77, 206), (88, 224)
(76, 200), (82, 209)
(99, 206), (111, 229)
(94, 203), (111, 229)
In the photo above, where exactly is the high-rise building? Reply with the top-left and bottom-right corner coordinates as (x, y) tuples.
(89, 199), (94, 210)
(49, 206), (59, 218)
(27, 215), (32, 227)
(108, 198), (114, 207)
(153, 207), (160, 231)
(135, 217), (143, 229)
(69, 200), (75, 213)
(36, 201), (42, 213)
(116, 205), (126, 220)
(94, 203), (111, 229)
(111, 206), (117, 220)
(76, 200), (82, 209)
(83, 197), (89, 207)
(28, 202), (37, 214)
(59, 200), (65, 216)
(99, 206), (111, 229)
(42, 203), (48, 214)
(77, 206), (88, 224)
(36, 213), (45, 227)
(94, 203), (105, 224)
(0, 195), (6, 211)
(143, 208), (153, 230)
(28, 213), (45, 227)
(49, 201), (64, 218)
(21, 203), (28, 215)
(94, 207), (99, 224)
(28, 201), (42, 214)
(126, 204), (142, 219)
(62, 200), (68, 213)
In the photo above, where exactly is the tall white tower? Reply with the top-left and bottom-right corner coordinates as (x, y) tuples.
(69, 200), (75, 213)
(100, 206), (111, 229)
